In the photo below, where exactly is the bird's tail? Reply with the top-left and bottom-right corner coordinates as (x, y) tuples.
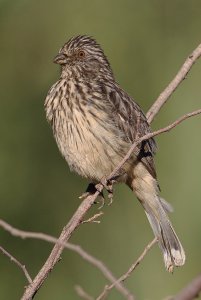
(143, 199), (185, 272)
(128, 162), (185, 272)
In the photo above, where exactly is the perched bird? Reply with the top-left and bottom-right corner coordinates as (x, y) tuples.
(44, 35), (185, 271)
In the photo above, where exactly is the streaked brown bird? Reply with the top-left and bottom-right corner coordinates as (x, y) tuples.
(45, 35), (185, 271)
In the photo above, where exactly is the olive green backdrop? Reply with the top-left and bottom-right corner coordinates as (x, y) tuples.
(0, 0), (201, 299)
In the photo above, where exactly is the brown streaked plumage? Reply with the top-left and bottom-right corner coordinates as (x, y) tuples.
(44, 35), (185, 271)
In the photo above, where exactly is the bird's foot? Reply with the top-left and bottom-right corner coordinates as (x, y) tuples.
(79, 178), (116, 208)
(79, 183), (97, 200)
(100, 177), (116, 206)
(79, 183), (105, 208)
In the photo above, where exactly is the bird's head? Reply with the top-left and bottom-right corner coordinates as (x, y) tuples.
(54, 35), (114, 79)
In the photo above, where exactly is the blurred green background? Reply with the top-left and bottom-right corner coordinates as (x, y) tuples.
(0, 0), (201, 299)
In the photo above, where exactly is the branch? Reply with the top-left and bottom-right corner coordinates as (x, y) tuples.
(108, 108), (201, 182)
(146, 43), (201, 123)
(0, 245), (32, 284)
(75, 285), (94, 300)
(96, 238), (157, 300)
(0, 219), (131, 299)
(21, 192), (100, 299)
(174, 274), (201, 300)
(82, 211), (104, 224)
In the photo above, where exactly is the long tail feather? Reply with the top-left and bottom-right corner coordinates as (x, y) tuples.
(129, 162), (185, 271)
(144, 200), (185, 272)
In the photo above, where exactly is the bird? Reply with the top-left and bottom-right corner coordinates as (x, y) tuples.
(44, 35), (185, 272)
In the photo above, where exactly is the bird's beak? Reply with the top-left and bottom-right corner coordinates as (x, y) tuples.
(53, 53), (68, 65)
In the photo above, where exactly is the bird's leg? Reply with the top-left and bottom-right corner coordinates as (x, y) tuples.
(106, 180), (115, 205)
(79, 178), (117, 207)
(99, 178), (116, 206)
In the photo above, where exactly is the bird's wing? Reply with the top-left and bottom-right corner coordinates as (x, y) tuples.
(102, 82), (157, 179)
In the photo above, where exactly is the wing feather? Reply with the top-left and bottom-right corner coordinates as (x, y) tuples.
(101, 82), (157, 178)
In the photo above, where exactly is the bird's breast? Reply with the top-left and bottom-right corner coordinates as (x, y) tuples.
(45, 79), (130, 181)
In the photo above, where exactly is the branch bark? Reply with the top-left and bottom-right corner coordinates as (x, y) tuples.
(146, 43), (201, 123)
(96, 238), (157, 300)
(174, 274), (201, 300)
(20, 42), (201, 299)
(0, 245), (32, 284)
(0, 219), (131, 299)
(107, 109), (201, 182)
(75, 285), (94, 300)
(21, 192), (99, 300)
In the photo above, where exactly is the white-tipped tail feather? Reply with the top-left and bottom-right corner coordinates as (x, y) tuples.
(145, 203), (185, 271)
(130, 162), (186, 272)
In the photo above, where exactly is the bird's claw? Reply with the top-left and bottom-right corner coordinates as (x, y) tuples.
(79, 179), (115, 207)
(79, 183), (97, 201)
(79, 183), (105, 206)
(79, 191), (91, 200)
(100, 178), (115, 205)
(107, 191), (113, 206)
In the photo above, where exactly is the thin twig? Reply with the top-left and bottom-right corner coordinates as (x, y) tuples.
(174, 273), (201, 300)
(108, 108), (201, 181)
(96, 238), (157, 300)
(0, 245), (32, 283)
(21, 193), (99, 300)
(146, 43), (201, 123)
(75, 285), (94, 300)
(82, 211), (104, 224)
(0, 219), (131, 299)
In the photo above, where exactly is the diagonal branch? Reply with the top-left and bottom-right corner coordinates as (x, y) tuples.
(75, 285), (94, 300)
(146, 43), (201, 123)
(174, 273), (201, 300)
(0, 219), (131, 299)
(96, 238), (157, 300)
(0, 245), (32, 284)
(108, 108), (201, 181)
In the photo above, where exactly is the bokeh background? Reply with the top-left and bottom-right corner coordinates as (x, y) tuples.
(0, 1), (201, 299)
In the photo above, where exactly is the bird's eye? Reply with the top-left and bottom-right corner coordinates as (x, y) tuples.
(78, 50), (85, 58)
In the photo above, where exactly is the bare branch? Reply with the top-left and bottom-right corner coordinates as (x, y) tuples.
(174, 274), (201, 300)
(82, 211), (104, 224)
(96, 238), (157, 300)
(75, 285), (94, 300)
(108, 108), (201, 181)
(0, 219), (131, 299)
(20, 193), (100, 299)
(0, 245), (32, 284)
(146, 43), (201, 123)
